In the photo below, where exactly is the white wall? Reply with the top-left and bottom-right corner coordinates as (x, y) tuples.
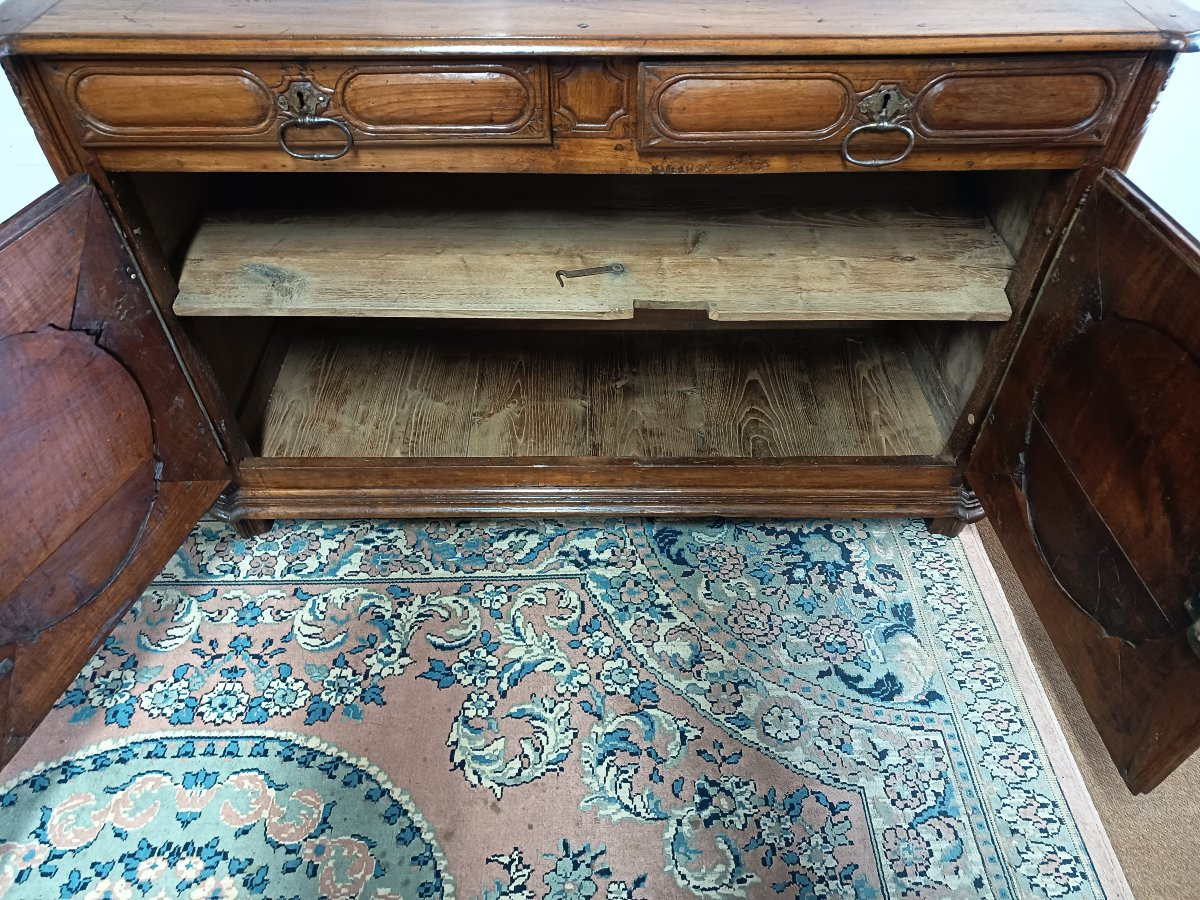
(1127, 51), (1200, 237)
(0, 69), (56, 217)
(0, 38), (1197, 232)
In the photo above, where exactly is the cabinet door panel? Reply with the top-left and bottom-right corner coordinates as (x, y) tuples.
(0, 178), (229, 766)
(970, 170), (1200, 792)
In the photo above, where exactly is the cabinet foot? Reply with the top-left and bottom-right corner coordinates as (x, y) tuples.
(211, 488), (274, 537)
(926, 486), (985, 538)
(926, 515), (968, 537)
(233, 518), (275, 538)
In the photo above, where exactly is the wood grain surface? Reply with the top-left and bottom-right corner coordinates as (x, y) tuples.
(0, 177), (230, 769)
(639, 57), (1141, 151)
(970, 171), (1200, 792)
(0, 480), (225, 762)
(41, 59), (552, 148)
(174, 193), (1014, 322)
(0, 331), (155, 632)
(224, 456), (968, 521)
(260, 328), (951, 458)
(80, 136), (1127, 175)
(5, 0), (1199, 56)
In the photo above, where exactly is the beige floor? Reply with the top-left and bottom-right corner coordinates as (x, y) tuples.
(978, 522), (1200, 900)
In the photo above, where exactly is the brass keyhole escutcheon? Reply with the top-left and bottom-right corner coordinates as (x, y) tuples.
(277, 81), (331, 117)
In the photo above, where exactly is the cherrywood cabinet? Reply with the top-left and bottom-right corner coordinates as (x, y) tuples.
(1, 0), (1199, 793)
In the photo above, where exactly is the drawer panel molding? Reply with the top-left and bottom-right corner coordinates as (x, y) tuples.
(45, 59), (551, 149)
(913, 68), (1120, 140)
(643, 66), (855, 145)
(550, 59), (633, 135)
(63, 65), (278, 139)
(638, 56), (1143, 155)
(336, 62), (549, 141)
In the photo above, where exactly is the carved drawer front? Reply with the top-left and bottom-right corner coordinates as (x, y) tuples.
(44, 59), (551, 151)
(638, 56), (1142, 162)
(49, 63), (279, 142)
(639, 64), (857, 148)
(333, 63), (549, 141)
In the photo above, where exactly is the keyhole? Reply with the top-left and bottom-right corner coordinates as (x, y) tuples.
(880, 92), (892, 114)
(296, 89), (308, 110)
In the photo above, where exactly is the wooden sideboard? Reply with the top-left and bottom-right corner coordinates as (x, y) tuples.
(2, 0), (1199, 793)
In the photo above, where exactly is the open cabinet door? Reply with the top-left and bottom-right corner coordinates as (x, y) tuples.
(970, 170), (1200, 793)
(0, 177), (230, 766)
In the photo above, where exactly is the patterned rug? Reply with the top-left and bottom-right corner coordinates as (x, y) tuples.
(0, 519), (1123, 899)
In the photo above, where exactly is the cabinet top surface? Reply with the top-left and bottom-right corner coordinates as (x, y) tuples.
(2, 0), (1199, 56)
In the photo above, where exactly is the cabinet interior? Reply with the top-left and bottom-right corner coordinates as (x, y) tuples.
(130, 170), (1054, 462)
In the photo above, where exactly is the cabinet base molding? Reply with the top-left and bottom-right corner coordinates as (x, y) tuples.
(217, 460), (966, 521)
(211, 490), (274, 536)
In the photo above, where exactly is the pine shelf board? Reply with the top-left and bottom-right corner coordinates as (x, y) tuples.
(259, 328), (951, 459)
(175, 198), (1015, 322)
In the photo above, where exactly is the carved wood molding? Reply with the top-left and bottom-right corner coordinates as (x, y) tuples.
(638, 62), (854, 149)
(45, 58), (555, 147)
(956, 486), (986, 523)
(551, 59), (632, 135)
(333, 60), (550, 142)
(56, 61), (279, 143)
(221, 461), (967, 520)
(910, 63), (1129, 143)
(637, 56), (1142, 152)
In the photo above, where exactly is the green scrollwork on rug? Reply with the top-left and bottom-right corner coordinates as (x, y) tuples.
(0, 733), (449, 899)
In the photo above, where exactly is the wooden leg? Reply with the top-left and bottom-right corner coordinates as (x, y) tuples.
(926, 515), (968, 537)
(926, 485), (986, 537)
(233, 518), (274, 538)
(211, 488), (274, 538)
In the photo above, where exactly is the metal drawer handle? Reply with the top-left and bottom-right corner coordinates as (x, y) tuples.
(842, 84), (916, 169)
(841, 122), (916, 168)
(278, 115), (354, 161)
(275, 80), (353, 162)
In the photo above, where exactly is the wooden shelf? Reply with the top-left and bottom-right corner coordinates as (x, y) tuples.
(175, 189), (1015, 322)
(258, 328), (952, 459)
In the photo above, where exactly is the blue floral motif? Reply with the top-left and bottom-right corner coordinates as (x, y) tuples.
(474, 843), (648, 900)
(543, 840), (606, 898)
(36, 518), (1109, 899)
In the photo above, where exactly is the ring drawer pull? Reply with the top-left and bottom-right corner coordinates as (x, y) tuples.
(843, 84), (916, 169)
(275, 80), (353, 162)
(278, 116), (354, 161)
(841, 122), (916, 168)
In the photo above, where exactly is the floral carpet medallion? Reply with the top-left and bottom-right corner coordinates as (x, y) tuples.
(0, 519), (1108, 898)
